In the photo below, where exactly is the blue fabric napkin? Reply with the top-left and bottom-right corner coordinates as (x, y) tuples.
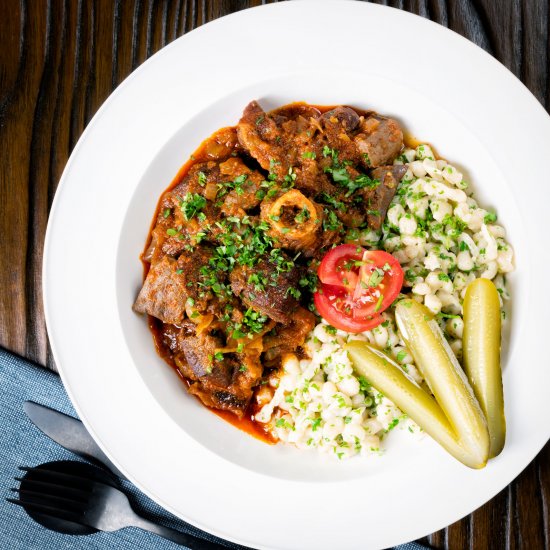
(0, 347), (429, 550)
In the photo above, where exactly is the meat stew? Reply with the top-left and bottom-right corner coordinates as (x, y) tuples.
(134, 101), (404, 435)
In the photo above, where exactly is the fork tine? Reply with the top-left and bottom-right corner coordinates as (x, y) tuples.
(20, 467), (94, 490)
(16, 489), (86, 510)
(16, 478), (90, 503)
(6, 498), (84, 524)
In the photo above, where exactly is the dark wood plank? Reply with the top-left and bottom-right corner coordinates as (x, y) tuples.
(0, 1), (548, 549)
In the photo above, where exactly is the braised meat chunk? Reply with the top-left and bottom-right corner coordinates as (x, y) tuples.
(133, 256), (188, 324)
(135, 100), (407, 423)
(229, 257), (302, 324)
(236, 101), (287, 176)
(176, 330), (263, 416)
(366, 165), (408, 229)
(263, 307), (316, 364)
(354, 115), (404, 168)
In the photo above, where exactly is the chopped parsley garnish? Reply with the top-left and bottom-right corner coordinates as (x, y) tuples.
(217, 174), (249, 198)
(322, 147), (380, 196)
(275, 418), (294, 430)
(299, 271), (318, 293)
(229, 308), (269, 339)
(163, 208), (171, 218)
(385, 418), (400, 432)
(310, 417), (322, 431)
(358, 376), (371, 393)
(322, 209), (342, 231)
(484, 211), (497, 224)
(283, 167), (297, 188)
(247, 272), (268, 291)
(322, 145), (338, 160)
(396, 350), (408, 363)
(437, 312), (461, 319)
(285, 287), (302, 299)
(294, 207), (311, 224)
(368, 268), (385, 287)
(302, 151), (316, 160)
(198, 171), (207, 186)
(180, 193), (207, 221)
(320, 192), (345, 210)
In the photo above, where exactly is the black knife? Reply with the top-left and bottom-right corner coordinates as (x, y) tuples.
(23, 401), (127, 480)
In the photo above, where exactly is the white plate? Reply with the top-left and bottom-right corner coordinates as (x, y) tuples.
(43, 2), (550, 548)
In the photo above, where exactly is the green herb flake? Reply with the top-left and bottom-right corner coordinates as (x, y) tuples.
(310, 417), (322, 431)
(484, 212), (497, 224)
(294, 207), (311, 224)
(385, 418), (400, 432)
(180, 193), (207, 221)
(396, 350), (408, 363)
(368, 268), (385, 287)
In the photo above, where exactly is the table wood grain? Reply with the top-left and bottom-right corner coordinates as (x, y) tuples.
(1, 1), (548, 548)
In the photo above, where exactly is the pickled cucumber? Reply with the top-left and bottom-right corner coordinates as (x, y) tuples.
(463, 278), (505, 458)
(346, 299), (490, 469)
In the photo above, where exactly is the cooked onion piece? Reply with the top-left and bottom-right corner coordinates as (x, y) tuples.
(463, 278), (505, 458)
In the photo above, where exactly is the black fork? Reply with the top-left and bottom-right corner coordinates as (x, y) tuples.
(8, 461), (228, 549)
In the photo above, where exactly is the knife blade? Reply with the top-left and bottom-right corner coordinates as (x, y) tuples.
(23, 401), (127, 480)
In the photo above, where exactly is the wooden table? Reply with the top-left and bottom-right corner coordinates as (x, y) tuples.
(1, 1), (548, 548)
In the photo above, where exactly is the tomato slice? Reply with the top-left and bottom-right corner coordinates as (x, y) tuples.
(317, 243), (364, 292)
(313, 245), (404, 333)
(314, 286), (384, 333)
(352, 250), (404, 317)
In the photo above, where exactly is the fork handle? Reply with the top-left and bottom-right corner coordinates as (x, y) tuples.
(131, 516), (225, 549)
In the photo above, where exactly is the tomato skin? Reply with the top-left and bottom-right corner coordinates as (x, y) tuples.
(317, 244), (364, 291)
(314, 286), (384, 333)
(314, 245), (404, 333)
